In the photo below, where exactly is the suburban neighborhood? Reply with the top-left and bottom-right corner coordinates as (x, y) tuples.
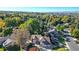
(0, 9), (79, 51)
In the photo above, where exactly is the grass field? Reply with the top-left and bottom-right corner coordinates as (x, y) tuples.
(0, 48), (4, 51)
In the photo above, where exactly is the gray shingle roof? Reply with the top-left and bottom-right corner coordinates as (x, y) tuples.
(0, 37), (7, 45)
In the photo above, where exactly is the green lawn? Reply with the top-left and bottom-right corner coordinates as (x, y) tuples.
(0, 48), (4, 51)
(56, 48), (69, 51)
(53, 47), (69, 51)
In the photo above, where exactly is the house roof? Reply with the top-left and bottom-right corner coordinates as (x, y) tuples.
(0, 37), (7, 45)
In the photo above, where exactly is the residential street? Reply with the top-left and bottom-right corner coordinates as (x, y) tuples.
(66, 37), (79, 51)
(47, 28), (79, 51)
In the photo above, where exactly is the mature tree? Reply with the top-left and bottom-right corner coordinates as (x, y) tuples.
(10, 27), (30, 49)
(3, 27), (13, 36)
(74, 19), (79, 29)
(19, 18), (40, 34)
(69, 24), (75, 33)
(12, 17), (22, 26)
(56, 24), (65, 31)
(5, 17), (22, 27)
(0, 19), (5, 28)
(61, 16), (69, 23)
(72, 28), (79, 38)
(5, 17), (17, 27)
(0, 19), (6, 37)
(48, 15), (62, 26)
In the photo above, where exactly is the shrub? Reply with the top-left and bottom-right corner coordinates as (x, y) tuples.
(72, 28), (79, 38)
(5, 44), (20, 51)
(4, 27), (13, 36)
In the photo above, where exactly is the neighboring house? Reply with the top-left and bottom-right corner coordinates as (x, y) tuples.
(40, 36), (53, 49)
(31, 35), (53, 50)
(47, 28), (62, 46)
(0, 37), (7, 47)
(62, 29), (71, 37)
(31, 35), (40, 45)
(30, 28), (61, 50)
(3, 38), (15, 48)
(31, 35), (41, 43)
(48, 29), (59, 40)
(21, 16), (28, 22)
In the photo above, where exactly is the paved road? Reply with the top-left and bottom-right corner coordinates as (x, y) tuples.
(63, 30), (79, 51)
(66, 37), (79, 51)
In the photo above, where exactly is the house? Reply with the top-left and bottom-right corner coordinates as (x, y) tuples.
(30, 35), (41, 45)
(21, 16), (28, 22)
(3, 38), (14, 47)
(47, 28), (62, 46)
(0, 37), (7, 48)
(31, 35), (53, 50)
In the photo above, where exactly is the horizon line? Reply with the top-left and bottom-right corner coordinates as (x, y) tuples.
(0, 7), (79, 12)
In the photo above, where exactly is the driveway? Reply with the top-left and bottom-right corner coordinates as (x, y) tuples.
(66, 37), (79, 51)
(63, 30), (79, 51)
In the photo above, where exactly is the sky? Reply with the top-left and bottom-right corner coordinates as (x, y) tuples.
(0, 7), (79, 12)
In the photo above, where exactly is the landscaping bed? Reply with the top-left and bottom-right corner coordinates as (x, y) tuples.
(0, 48), (4, 51)
(52, 47), (69, 51)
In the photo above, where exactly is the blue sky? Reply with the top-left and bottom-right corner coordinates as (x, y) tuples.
(0, 7), (79, 12)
